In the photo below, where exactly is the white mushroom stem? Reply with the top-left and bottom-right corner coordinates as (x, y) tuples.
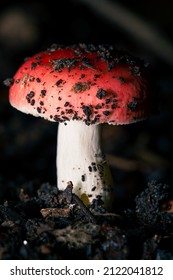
(57, 120), (114, 208)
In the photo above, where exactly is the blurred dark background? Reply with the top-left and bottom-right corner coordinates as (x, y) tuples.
(0, 0), (173, 210)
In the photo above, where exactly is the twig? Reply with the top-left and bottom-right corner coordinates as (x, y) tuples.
(63, 181), (97, 223)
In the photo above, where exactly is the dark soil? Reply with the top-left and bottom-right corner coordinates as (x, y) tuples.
(0, 177), (173, 260)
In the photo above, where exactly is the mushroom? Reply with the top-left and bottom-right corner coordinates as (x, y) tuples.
(7, 43), (155, 209)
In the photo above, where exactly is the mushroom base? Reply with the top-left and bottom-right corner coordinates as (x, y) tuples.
(56, 120), (114, 209)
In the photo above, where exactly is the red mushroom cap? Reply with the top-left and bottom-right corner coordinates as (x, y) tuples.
(9, 44), (155, 125)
